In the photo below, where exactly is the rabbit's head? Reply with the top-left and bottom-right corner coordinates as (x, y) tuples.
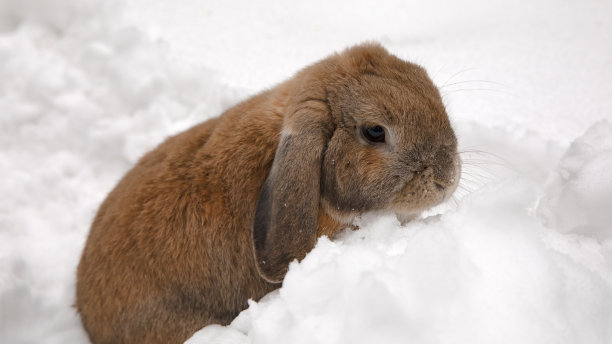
(254, 43), (460, 282)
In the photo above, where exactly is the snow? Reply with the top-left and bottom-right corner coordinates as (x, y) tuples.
(0, 0), (610, 343)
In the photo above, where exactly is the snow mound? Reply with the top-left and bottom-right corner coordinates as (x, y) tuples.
(0, 1), (232, 342)
(539, 121), (612, 240)
(187, 125), (612, 343)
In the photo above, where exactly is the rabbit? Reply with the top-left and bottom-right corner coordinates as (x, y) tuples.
(75, 42), (461, 344)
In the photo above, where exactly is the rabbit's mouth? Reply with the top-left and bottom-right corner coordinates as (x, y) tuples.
(391, 156), (461, 216)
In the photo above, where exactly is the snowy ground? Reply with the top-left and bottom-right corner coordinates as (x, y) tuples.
(1, 0), (611, 343)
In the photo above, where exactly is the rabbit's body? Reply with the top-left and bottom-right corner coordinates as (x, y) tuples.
(77, 90), (308, 343)
(76, 43), (460, 343)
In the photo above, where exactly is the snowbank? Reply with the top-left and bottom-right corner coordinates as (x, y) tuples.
(187, 121), (612, 344)
(0, 0), (610, 343)
(0, 1), (231, 342)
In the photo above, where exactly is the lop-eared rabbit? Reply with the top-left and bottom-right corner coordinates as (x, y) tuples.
(76, 43), (461, 343)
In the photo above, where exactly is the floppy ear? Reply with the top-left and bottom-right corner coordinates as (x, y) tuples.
(253, 103), (333, 283)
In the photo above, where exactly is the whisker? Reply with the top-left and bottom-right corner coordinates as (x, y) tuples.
(457, 178), (483, 189)
(461, 174), (495, 186)
(440, 80), (512, 90)
(456, 184), (474, 193)
(441, 88), (516, 97)
(459, 149), (512, 166)
(461, 161), (510, 171)
(461, 169), (494, 179)
(447, 195), (460, 208)
(439, 68), (479, 87)
(430, 64), (448, 82)
(462, 162), (501, 179)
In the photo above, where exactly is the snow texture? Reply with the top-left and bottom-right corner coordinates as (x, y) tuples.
(0, 0), (611, 343)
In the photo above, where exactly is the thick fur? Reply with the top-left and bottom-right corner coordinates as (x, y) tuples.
(76, 43), (460, 343)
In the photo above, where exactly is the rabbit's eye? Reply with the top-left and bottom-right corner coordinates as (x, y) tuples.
(361, 125), (386, 144)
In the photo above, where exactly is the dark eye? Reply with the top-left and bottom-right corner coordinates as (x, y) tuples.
(361, 125), (386, 143)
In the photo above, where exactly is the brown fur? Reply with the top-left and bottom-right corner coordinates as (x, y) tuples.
(76, 43), (460, 343)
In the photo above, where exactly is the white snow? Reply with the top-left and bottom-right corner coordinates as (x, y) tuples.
(0, 0), (611, 343)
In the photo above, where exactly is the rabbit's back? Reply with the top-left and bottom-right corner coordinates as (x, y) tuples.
(76, 92), (283, 344)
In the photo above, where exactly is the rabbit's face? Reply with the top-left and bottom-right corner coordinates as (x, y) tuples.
(321, 63), (460, 222)
(254, 44), (461, 282)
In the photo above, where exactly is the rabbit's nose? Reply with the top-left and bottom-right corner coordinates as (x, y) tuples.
(416, 166), (446, 188)
(413, 165), (433, 177)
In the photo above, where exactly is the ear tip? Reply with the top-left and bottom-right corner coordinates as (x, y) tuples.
(255, 259), (286, 284)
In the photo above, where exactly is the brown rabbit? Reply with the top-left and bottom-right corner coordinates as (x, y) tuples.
(76, 43), (461, 344)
